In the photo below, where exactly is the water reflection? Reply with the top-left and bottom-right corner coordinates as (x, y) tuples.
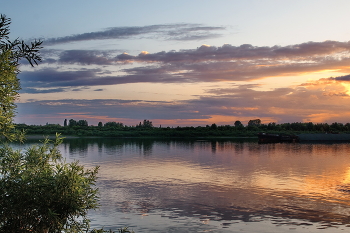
(55, 138), (350, 232)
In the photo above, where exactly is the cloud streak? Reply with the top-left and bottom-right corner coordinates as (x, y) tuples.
(50, 41), (350, 65)
(115, 41), (350, 63)
(44, 24), (226, 45)
(329, 74), (350, 81)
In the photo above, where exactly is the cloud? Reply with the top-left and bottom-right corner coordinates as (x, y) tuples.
(115, 41), (350, 63)
(44, 24), (226, 45)
(21, 87), (68, 94)
(49, 41), (350, 66)
(19, 57), (350, 93)
(58, 50), (114, 65)
(329, 74), (350, 81)
(16, 79), (350, 126)
(19, 68), (102, 91)
(19, 66), (201, 93)
(31, 40), (350, 90)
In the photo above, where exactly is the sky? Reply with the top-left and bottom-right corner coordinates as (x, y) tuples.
(2, 0), (350, 126)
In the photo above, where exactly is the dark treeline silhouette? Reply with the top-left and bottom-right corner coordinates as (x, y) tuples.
(14, 118), (350, 138)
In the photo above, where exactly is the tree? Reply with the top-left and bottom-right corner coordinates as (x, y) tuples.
(69, 119), (77, 127)
(267, 122), (276, 130)
(0, 135), (99, 233)
(248, 119), (261, 127)
(234, 120), (243, 128)
(0, 14), (42, 67)
(330, 122), (343, 131)
(0, 14), (42, 141)
(0, 14), (99, 233)
(64, 119), (67, 127)
(0, 49), (20, 140)
(98, 122), (103, 127)
(142, 119), (153, 128)
(77, 120), (88, 127)
(306, 122), (314, 131)
(104, 121), (123, 128)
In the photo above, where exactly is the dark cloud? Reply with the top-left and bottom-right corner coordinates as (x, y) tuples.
(58, 50), (114, 65)
(72, 87), (90, 91)
(49, 41), (350, 66)
(329, 74), (350, 81)
(115, 41), (350, 63)
(19, 67), (197, 93)
(44, 24), (226, 45)
(19, 68), (101, 91)
(20, 87), (68, 94)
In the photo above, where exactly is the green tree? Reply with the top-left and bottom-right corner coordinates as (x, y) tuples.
(104, 121), (123, 128)
(69, 119), (77, 127)
(0, 14), (42, 141)
(0, 135), (99, 233)
(267, 122), (276, 130)
(0, 50), (19, 140)
(77, 120), (88, 127)
(0, 14), (100, 233)
(142, 119), (153, 128)
(248, 119), (261, 127)
(234, 120), (243, 128)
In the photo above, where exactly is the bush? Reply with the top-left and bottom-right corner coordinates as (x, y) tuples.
(0, 134), (99, 233)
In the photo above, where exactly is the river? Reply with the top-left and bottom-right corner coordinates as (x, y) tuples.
(27, 138), (350, 232)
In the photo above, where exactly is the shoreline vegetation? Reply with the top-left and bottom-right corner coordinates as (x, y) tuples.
(15, 119), (350, 139)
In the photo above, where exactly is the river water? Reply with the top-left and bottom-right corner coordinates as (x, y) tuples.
(35, 138), (350, 232)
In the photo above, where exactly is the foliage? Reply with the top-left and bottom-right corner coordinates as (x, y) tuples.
(234, 120), (243, 128)
(104, 121), (123, 128)
(137, 119), (153, 128)
(0, 135), (99, 233)
(0, 14), (100, 233)
(247, 119), (261, 127)
(0, 50), (21, 140)
(14, 118), (350, 139)
(0, 14), (42, 141)
(0, 14), (42, 67)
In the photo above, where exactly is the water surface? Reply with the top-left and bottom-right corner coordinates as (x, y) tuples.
(36, 138), (350, 232)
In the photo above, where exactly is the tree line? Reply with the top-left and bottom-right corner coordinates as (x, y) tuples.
(14, 118), (350, 138)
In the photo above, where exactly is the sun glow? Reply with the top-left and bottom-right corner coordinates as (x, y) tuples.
(341, 82), (350, 96)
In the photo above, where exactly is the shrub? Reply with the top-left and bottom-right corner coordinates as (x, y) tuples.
(0, 134), (99, 233)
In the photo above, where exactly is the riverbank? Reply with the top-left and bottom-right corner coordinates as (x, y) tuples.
(14, 123), (350, 141)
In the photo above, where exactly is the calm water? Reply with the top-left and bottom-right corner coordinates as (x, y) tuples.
(27, 138), (350, 232)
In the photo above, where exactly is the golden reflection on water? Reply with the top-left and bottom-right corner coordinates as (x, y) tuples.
(96, 142), (350, 199)
(60, 139), (350, 231)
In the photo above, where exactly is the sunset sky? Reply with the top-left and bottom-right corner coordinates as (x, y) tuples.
(3, 0), (350, 126)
